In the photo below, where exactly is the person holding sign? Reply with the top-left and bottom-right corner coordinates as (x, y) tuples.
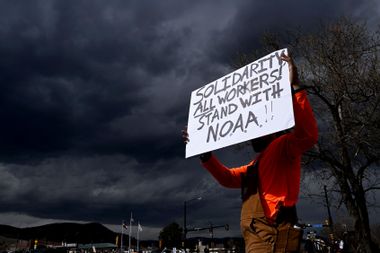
(182, 53), (318, 253)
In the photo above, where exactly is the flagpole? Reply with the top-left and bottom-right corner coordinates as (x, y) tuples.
(121, 220), (124, 253)
(129, 212), (133, 253)
(137, 221), (140, 253)
(137, 222), (142, 253)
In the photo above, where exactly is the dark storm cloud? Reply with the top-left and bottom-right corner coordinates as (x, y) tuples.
(0, 154), (231, 226)
(208, 0), (380, 63)
(0, 0), (241, 234)
(0, 0), (199, 162)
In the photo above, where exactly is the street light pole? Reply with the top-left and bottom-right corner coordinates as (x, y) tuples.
(184, 201), (187, 240)
(183, 197), (202, 247)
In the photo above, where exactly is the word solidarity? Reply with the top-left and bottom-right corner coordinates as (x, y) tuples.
(186, 49), (294, 158)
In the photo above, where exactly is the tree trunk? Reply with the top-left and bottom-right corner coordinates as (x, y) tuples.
(333, 101), (376, 252)
(333, 169), (375, 252)
(353, 186), (375, 252)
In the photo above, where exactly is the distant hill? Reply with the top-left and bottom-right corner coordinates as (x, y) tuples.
(0, 224), (20, 239)
(0, 223), (122, 244)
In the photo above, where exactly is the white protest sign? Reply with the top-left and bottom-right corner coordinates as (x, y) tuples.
(186, 48), (295, 158)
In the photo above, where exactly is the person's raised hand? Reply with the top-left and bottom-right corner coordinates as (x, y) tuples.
(182, 126), (189, 144)
(182, 126), (212, 161)
(280, 52), (300, 89)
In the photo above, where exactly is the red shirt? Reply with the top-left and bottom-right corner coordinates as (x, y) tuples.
(202, 90), (318, 219)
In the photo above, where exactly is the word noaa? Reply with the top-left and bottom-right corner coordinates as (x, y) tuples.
(192, 51), (285, 143)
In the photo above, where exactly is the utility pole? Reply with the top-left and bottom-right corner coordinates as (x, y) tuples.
(324, 185), (334, 229)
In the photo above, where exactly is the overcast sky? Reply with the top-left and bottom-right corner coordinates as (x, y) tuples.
(0, 0), (379, 241)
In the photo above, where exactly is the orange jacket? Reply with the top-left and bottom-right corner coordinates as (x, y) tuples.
(202, 90), (318, 219)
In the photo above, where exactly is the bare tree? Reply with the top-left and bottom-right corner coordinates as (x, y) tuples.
(236, 18), (380, 252)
